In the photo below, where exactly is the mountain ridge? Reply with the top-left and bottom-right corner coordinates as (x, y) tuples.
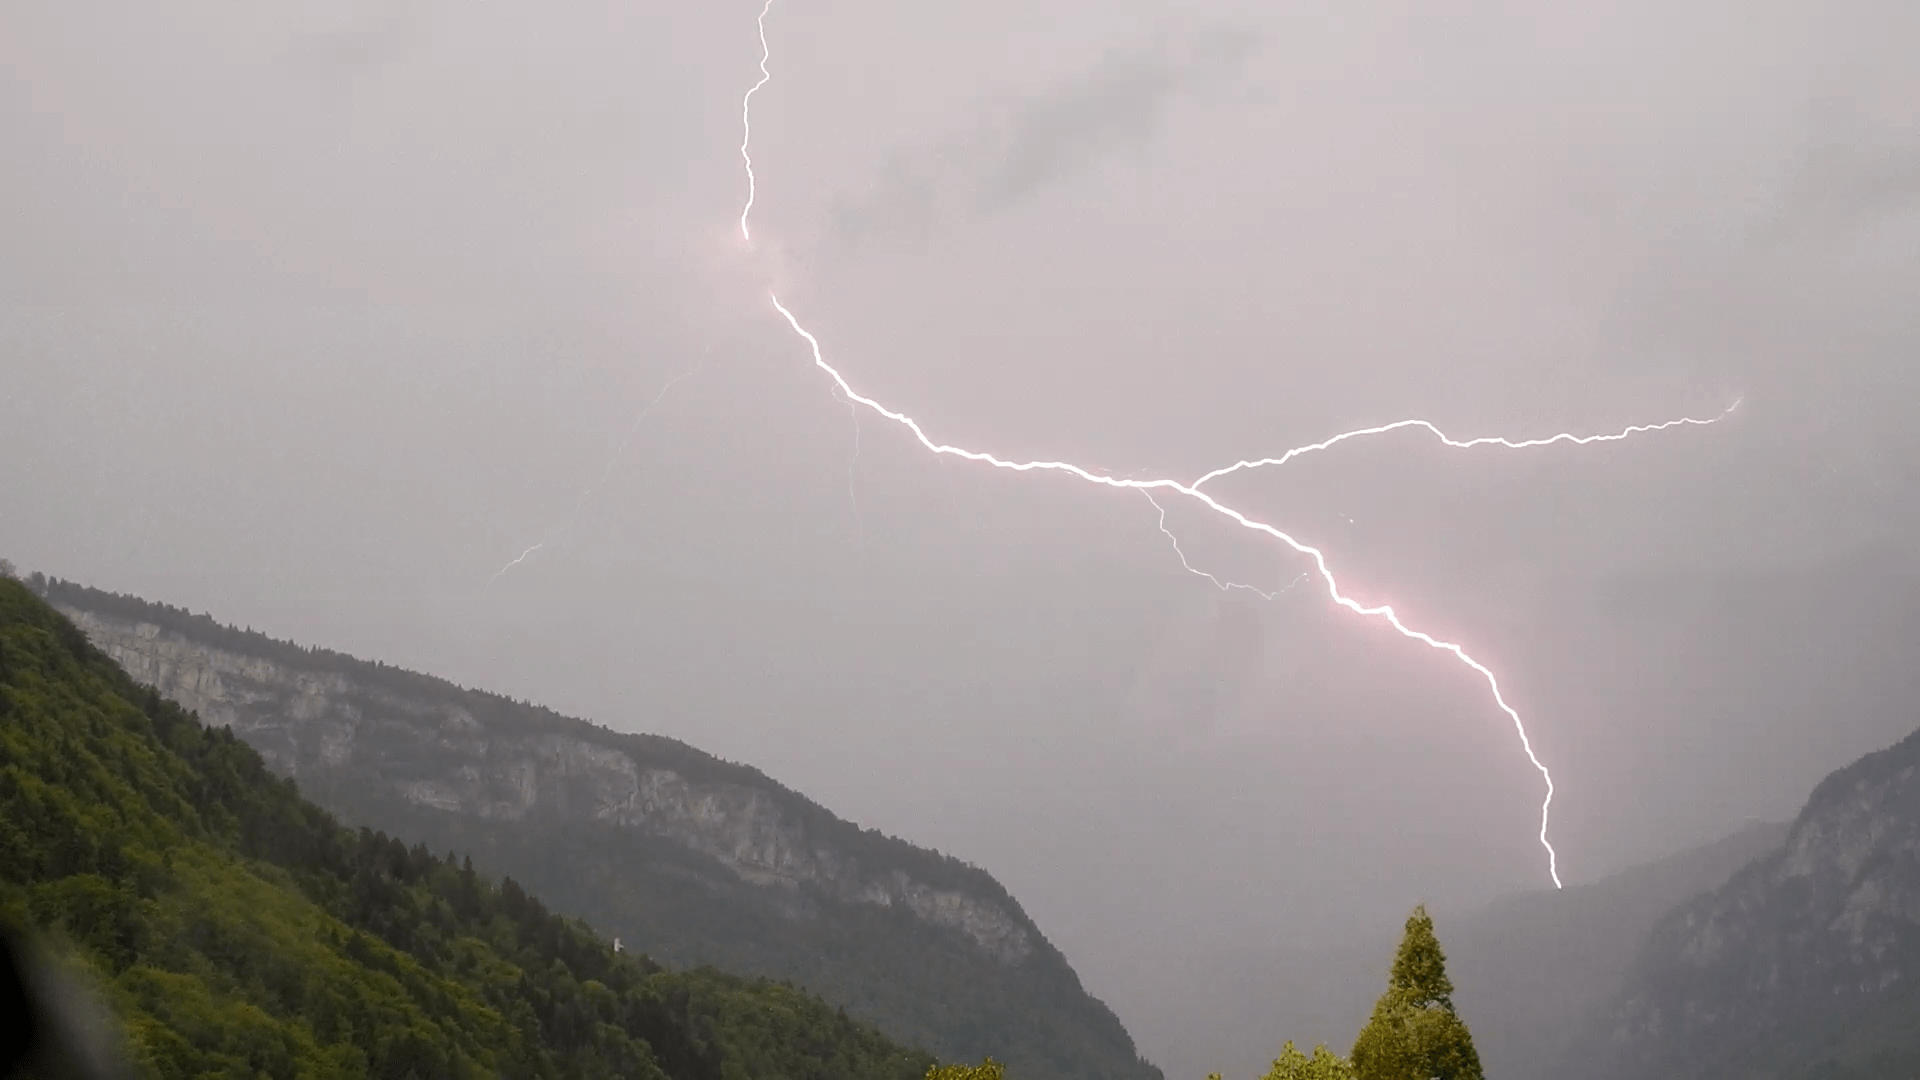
(1578, 721), (1920, 1080)
(36, 575), (1161, 1080)
(0, 573), (939, 1079)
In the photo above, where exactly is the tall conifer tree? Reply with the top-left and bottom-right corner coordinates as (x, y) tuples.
(1350, 905), (1483, 1080)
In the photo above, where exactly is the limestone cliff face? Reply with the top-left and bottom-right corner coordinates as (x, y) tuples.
(1584, 726), (1920, 1077)
(61, 605), (1033, 965)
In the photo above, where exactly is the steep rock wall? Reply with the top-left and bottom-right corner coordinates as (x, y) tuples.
(1584, 725), (1920, 1077)
(61, 606), (1033, 964)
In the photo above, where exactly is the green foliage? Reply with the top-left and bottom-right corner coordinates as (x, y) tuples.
(0, 578), (936, 1080)
(925, 1058), (1006, 1080)
(1263, 1042), (1357, 1080)
(1350, 905), (1484, 1080)
(1207, 1040), (1355, 1080)
(364, 799), (1159, 1080)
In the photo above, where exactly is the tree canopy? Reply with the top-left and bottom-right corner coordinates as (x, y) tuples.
(1234, 1040), (1356, 1080)
(1350, 905), (1484, 1080)
(927, 1058), (1006, 1080)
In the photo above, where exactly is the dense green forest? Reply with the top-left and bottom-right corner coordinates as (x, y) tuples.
(359, 795), (1150, 1080)
(0, 576), (937, 1079)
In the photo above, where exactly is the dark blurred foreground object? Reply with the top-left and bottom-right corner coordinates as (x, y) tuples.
(0, 923), (127, 1080)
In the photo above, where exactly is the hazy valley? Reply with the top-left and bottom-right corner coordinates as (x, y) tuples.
(14, 569), (1920, 1078)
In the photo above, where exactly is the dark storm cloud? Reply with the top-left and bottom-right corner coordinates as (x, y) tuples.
(827, 154), (942, 255)
(980, 48), (1187, 205)
(826, 26), (1258, 255)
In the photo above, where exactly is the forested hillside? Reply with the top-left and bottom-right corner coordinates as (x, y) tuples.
(42, 576), (1162, 1080)
(0, 576), (937, 1079)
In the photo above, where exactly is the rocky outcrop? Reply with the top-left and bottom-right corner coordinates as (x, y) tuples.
(58, 604), (1033, 964)
(1584, 726), (1920, 1078)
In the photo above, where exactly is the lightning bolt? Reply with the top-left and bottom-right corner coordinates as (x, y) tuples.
(738, 0), (1735, 889)
(490, 540), (547, 587)
(738, 0), (774, 244)
(768, 293), (1579, 885)
(1192, 404), (1741, 489)
(833, 384), (866, 552)
(1145, 491), (1305, 600)
(490, 361), (704, 586)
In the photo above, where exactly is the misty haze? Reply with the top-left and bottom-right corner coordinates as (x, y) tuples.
(3, 1), (1919, 1078)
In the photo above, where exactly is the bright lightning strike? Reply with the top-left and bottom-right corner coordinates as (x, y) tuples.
(738, 0), (1732, 890)
(738, 0), (774, 244)
(770, 292), (1571, 887)
(1145, 491), (1305, 600)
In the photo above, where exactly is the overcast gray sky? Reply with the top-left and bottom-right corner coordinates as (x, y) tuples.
(4, 0), (1919, 1071)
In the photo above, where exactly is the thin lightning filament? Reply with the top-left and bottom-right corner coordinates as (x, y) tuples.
(1145, 490), (1304, 600)
(1191, 406), (1739, 490)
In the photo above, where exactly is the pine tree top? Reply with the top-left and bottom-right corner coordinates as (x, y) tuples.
(1352, 905), (1483, 1079)
(1386, 904), (1455, 1008)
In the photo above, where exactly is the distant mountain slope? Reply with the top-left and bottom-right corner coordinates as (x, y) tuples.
(1138, 821), (1785, 1080)
(1579, 724), (1920, 1080)
(41, 577), (1161, 1080)
(1454, 820), (1790, 1079)
(0, 575), (935, 1080)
